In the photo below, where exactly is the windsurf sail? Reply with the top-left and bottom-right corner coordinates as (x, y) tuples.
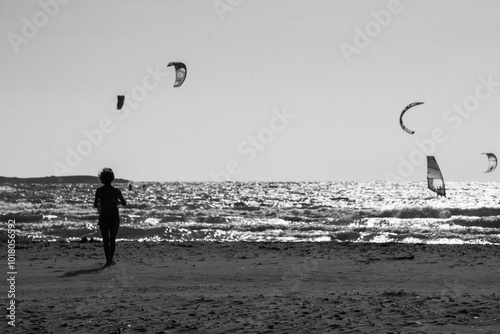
(117, 95), (125, 110)
(482, 153), (497, 173)
(167, 62), (187, 87)
(399, 102), (424, 135)
(427, 156), (446, 197)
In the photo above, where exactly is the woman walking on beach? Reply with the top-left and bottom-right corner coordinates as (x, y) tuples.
(94, 168), (127, 267)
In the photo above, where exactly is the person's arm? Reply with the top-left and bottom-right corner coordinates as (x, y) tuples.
(118, 189), (126, 206)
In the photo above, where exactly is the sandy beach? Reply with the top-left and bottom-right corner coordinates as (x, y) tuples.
(7, 241), (500, 333)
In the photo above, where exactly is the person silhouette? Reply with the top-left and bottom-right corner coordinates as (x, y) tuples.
(94, 168), (126, 267)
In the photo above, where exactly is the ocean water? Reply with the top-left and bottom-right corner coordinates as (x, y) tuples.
(1, 181), (500, 244)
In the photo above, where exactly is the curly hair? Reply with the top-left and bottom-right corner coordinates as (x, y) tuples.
(98, 168), (115, 184)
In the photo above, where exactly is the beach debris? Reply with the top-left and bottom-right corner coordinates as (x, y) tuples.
(384, 254), (415, 261)
(167, 62), (187, 87)
(399, 102), (424, 135)
(482, 153), (497, 173)
(427, 156), (446, 197)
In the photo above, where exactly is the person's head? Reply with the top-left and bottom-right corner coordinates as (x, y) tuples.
(98, 168), (115, 185)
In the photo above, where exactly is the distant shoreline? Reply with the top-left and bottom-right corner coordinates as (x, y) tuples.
(0, 175), (130, 184)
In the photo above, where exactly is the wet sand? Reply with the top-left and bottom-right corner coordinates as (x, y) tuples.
(9, 241), (500, 333)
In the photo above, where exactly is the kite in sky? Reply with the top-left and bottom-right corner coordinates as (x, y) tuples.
(399, 102), (424, 135)
(482, 153), (497, 173)
(167, 62), (187, 87)
(117, 95), (125, 110)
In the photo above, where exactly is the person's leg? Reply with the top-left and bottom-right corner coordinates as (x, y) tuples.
(99, 223), (111, 265)
(109, 221), (120, 264)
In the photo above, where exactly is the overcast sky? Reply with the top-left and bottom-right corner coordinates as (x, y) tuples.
(2, 0), (500, 182)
